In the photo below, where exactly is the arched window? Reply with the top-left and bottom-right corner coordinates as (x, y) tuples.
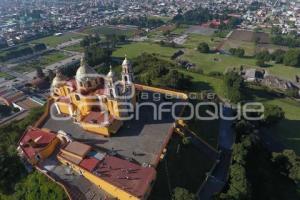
(124, 76), (128, 82)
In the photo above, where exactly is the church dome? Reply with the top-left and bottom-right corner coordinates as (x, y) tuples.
(76, 57), (97, 81)
(107, 65), (115, 79)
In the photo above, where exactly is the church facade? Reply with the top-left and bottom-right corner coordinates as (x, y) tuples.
(50, 56), (136, 137)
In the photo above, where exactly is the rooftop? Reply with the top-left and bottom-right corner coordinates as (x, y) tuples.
(19, 128), (57, 160)
(43, 91), (183, 165)
(59, 142), (156, 199)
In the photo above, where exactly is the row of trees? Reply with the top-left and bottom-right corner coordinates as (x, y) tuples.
(219, 136), (253, 200)
(229, 48), (245, 58)
(80, 35), (113, 67)
(223, 71), (245, 103)
(256, 49), (300, 67)
(0, 107), (66, 199)
(0, 43), (46, 62)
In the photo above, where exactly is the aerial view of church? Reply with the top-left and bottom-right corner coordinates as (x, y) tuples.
(17, 56), (189, 200)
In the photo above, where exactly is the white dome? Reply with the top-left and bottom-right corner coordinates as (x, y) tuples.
(107, 66), (115, 78)
(76, 57), (97, 81)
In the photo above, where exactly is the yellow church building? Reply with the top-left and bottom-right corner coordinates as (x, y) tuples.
(50, 56), (136, 137)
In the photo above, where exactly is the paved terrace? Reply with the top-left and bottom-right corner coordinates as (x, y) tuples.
(43, 91), (184, 166)
(39, 149), (110, 200)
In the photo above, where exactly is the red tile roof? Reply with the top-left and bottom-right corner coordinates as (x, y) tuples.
(79, 157), (100, 171)
(59, 141), (156, 198)
(19, 128), (57, 160)
(92, 156), (156, 198)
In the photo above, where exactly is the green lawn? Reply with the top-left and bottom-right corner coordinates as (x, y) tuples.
(268, 99), (300, 154)
(183, 49), (256, 73)
(223, 39), (256, 56)
(31, 32), (83, 47)
(183, 49), (300, 81)
(82, 25), (137, 36)
(247, 85), (300, 154)
(113, 42), (177, 59)
(63, 43), (84, 53)
(0, 72), (14, 80)
(184, 34), (222, 49)
(12, 51), (68, 73)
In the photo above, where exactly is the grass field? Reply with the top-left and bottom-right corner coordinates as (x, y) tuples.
(223, 39), (256, 56)
(184, 34), (222, 49)
(113, 42), (177, 59)
(247, 85), (300, 154)
(63, 43), (84, 52)
(12, 51), (68, 72)
(183, 49), (300, 81)
(82, 25), (137, 36)
(31, 32), (83, 47)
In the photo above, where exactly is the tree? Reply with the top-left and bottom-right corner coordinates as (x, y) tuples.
(172, 187), (195, 200)
(256, 50), (271, 62)
(85, 45), (112, 66)
(229, 48), (245, 58)
(272, 49), (286, 64)
(0, 105), (12, 117)
(223, 71), (244, 103)
(164, 70), (192, 90)
(263, 104), (285, 125)
(14, 172), (68, 200)
(220, 164), (251, 200)
(283, 49), (300, 67)
(0, 153), (26, 194)
(272, 150), (300, 183)
(197, 42), (210, 53)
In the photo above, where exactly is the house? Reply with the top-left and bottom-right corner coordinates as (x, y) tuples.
(242, 68), (265, 82)
(17, 128), (60, 165)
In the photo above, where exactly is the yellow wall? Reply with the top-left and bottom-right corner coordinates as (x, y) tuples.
(108, 120), (123, 134)
(57, 155), (143, 200)
(56, 102), (73, 115)
(27, 137), (60, 165)
(40, 138), (60, 160)
(81, 122), (110, 136)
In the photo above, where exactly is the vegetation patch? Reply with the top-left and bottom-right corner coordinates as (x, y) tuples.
(12, 50), (68, 73)
(31, 32), (83, 47)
